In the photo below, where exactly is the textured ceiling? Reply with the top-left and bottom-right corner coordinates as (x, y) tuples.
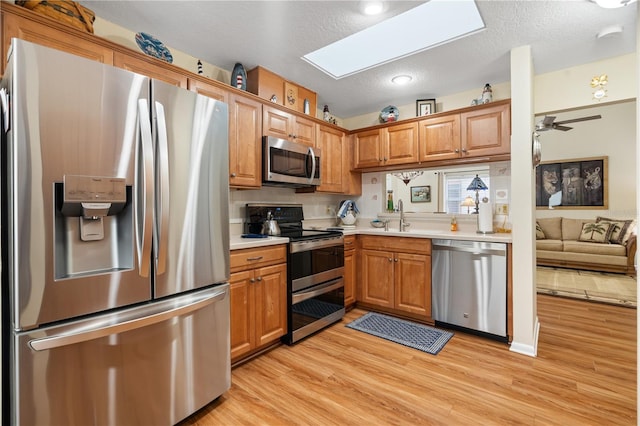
(79, 1), (637, 118)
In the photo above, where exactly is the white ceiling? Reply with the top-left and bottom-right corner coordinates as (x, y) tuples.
(79, 0), (637, 118)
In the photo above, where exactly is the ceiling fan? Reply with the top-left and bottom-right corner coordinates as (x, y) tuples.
(532, 114), (602, 167)
(535, 114), (602, 132)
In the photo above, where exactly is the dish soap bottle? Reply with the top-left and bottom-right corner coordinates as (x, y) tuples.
(450, 216), (458, 232)
(387, 190), (394, 212)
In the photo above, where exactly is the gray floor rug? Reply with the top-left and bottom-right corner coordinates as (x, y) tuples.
(346, 312), (453, 355)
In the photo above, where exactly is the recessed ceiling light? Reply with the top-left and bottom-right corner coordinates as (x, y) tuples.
(302, 0), (485, 79)
(391, 75), (412, 85)
(362, 1), (384, 15)
(593, 0), (637, 7)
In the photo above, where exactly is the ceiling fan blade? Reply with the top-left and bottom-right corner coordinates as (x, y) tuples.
(542, 116), (556, 126)
(553, 125), (573, 131)
(554, 115), (602, 125)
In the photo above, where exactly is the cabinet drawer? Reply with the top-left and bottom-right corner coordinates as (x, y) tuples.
(344, 235), (356, 251)
(230, 245), (287, 272)
(359, 235), (431, 255)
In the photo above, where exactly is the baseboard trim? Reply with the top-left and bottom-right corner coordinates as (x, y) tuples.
(509, 316), (540, 357)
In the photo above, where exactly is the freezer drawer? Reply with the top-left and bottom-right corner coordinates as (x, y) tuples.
(431, 239), (507, 339)
(12, 285), (230, 425)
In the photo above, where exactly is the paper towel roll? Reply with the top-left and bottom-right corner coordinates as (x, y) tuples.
(478, 202), (493, 233)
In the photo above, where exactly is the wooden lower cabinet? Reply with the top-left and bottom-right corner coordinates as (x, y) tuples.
(358, 236), (432, 319)
(343, 235), (357, 308)
(229, 245), (287, 363)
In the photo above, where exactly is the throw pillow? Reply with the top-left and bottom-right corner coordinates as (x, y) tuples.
(577, 222), (613, 244)
(596, 216), (636, 245)
(535, 222), (546, 240)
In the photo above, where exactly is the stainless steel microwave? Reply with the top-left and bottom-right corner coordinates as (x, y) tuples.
(263, 136), (321, 187)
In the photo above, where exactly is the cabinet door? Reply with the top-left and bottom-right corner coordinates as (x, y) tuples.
(188, 78), (229, 103)
(461, 103), (511, 157)
(418, 114), (461, 162)
(353, 129), (383, 169)
(230, 270), (255, 361)
(360, 249), (394, 308)
(384, 122), (419, 166)
(343, 248), (356, 307)
(255, 263), (287, 347)
(229, 93), (262, 188)
(263, 105), (293, 140)
(293, 115), (316, 146)
(316, 125), (345, 193)
(113, 51), (188, 88)
(2, 12), (114, 75)
(394, 253), (431, 317)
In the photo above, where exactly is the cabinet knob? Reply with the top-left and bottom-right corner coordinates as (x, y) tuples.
(250, 278), (255, 283)
(256, 276), (263, 281)
(461, 148), (467, 153)
(388, 257), (393, 262)
(455, 149), (459, 153)
(230, 172), (237, 178)
(394, 258), (398, 262)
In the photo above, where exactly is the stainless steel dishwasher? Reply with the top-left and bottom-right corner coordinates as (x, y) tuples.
(431, 239), (508, 341)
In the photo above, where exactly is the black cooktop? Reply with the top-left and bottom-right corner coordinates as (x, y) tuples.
(245, 203), (342, 241)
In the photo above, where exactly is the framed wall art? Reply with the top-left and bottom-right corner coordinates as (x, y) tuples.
(411, 185), (431, 203)
(536, 156), (608, 209)
(416, 99), (436, 117)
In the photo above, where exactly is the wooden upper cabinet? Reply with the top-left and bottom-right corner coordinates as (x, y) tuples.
(2, 10), (114, 75)
(353, 123), (417, 168)
(316, 124), (346, 193)
(187, 77), (229, 103)
(384, 122), (419, 166)
(353, 129), (383, 169)
(188, 78), (262, 188)
(228, 93), (263, 188)
(418, 114), (461, 162)
(263, 104), (315, 146)
(461, 102), (511, 157)
(113, 52), (188, 88)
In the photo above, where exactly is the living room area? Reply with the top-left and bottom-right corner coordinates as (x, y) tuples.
(534, 100), (637, 308)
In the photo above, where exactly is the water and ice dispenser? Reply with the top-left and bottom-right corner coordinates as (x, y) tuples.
(54, 175), (133, 279)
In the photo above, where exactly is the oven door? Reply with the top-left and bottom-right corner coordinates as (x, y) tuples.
(263, 136), (320, 186)
(289, 237), (344, 291)
(289, 277), (345, 343)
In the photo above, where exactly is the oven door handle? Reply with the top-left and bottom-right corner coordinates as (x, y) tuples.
(292, 278), (344, 305)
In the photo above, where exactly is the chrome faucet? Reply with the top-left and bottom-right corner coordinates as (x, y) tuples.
(398, 199), (410, 232)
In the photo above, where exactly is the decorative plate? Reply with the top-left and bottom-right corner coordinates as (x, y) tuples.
(135, 32), (173, 63)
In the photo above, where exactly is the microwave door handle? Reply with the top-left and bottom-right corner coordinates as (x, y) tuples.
(136, 99), (154, 278)
(307, 146), (316, 184)
(154, 101), (169, 275)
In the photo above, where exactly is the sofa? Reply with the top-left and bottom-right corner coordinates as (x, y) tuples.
(536, 216), (637, 275)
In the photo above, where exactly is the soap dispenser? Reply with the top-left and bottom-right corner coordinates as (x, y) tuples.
(450, 216), (458, 232)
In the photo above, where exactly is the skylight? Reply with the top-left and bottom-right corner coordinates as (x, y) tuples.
(302, 0), (485, 79)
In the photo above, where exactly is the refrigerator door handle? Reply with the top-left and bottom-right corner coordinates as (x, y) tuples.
(154, 101), (170, 275)
(137, 98), (154, 277)
(28, 286), (228, 351)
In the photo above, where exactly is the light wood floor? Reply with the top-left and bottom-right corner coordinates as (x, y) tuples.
(180, 295), (636, 425)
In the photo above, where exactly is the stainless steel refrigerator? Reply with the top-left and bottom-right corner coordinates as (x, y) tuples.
(0, 39), (231, 425)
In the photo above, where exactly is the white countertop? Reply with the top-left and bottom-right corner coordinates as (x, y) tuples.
(230, 227), (511, 250)
(230, 234), (289, 250)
